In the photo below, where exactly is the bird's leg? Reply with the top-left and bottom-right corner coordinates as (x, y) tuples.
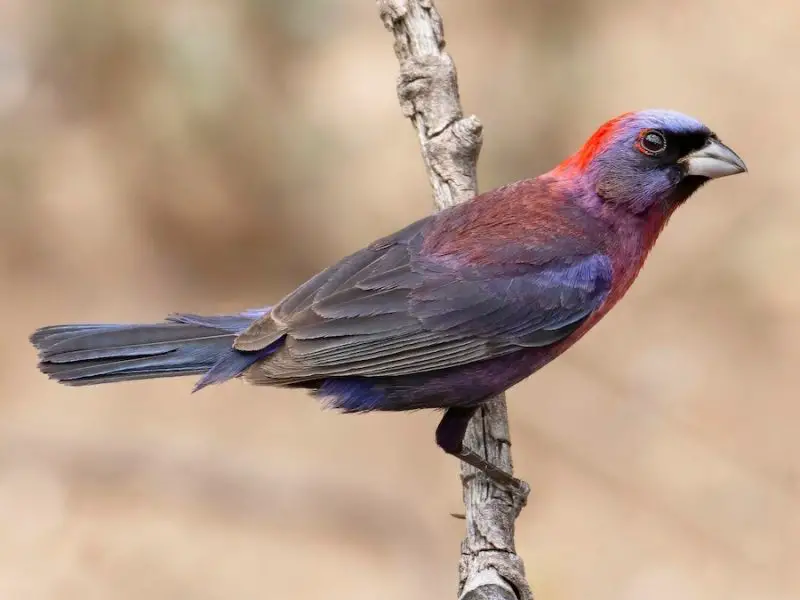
(436, 406), (529, 498)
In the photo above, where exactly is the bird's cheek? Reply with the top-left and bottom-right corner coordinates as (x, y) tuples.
(595, 174), (627, 203)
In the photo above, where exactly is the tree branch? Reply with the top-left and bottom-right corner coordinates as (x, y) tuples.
(376, 2), (531, 599)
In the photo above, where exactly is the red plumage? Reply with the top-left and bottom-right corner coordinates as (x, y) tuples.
(555, 111), (633, 174)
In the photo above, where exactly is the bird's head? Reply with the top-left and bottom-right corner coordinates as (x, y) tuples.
(554, 109), (746, 214)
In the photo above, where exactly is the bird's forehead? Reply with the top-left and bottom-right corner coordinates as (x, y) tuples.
(620, 109), (709, 136)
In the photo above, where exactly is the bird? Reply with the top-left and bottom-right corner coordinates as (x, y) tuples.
(30, 109), (746, 490)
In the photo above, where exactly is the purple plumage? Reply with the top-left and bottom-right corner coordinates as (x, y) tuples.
(30, 109), (746, 486)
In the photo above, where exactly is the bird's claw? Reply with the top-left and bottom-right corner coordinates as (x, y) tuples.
(456, 447), (530, 509)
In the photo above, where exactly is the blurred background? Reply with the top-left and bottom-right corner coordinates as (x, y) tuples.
(0, 0), (797, 598)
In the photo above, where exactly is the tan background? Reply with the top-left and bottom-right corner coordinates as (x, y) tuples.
(0, 1), (797, 599)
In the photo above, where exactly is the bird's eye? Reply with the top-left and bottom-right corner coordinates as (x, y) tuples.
(637, 129), (667, 155)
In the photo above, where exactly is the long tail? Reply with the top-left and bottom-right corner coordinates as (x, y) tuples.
(30, 309), (278, 390)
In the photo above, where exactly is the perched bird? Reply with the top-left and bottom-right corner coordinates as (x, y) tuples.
(30, 109), (746, 489)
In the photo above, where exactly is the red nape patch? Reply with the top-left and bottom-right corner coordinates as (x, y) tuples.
(554, 112), (633, 173)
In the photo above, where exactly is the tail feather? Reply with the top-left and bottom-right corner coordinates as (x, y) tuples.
(31, 308), (278, 388)
(37, 323), (233, 363)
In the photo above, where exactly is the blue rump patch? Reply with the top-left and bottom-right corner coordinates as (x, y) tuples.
(314, 378), (387, 413)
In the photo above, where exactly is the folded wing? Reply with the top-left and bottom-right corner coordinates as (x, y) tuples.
(235, 212), (612, 385)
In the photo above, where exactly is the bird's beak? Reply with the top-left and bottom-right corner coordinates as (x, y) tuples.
(681, 138), (747, 179)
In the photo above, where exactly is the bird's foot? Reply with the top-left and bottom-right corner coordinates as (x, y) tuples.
(456, 447), (530, 506)
(436, 406), (530, 511)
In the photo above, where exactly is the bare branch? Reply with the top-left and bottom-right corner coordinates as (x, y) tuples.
(376, 2), (531, 599)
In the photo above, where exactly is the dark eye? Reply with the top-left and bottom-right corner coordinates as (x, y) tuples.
(638, 129), (667, 155)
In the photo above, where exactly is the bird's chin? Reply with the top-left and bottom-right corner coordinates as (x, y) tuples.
(669, 175), (709, 206)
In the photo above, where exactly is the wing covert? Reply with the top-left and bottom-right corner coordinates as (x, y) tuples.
(236, 220), (612, 384)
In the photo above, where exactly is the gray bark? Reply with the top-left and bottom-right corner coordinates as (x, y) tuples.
(376, 2), (532, 599)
